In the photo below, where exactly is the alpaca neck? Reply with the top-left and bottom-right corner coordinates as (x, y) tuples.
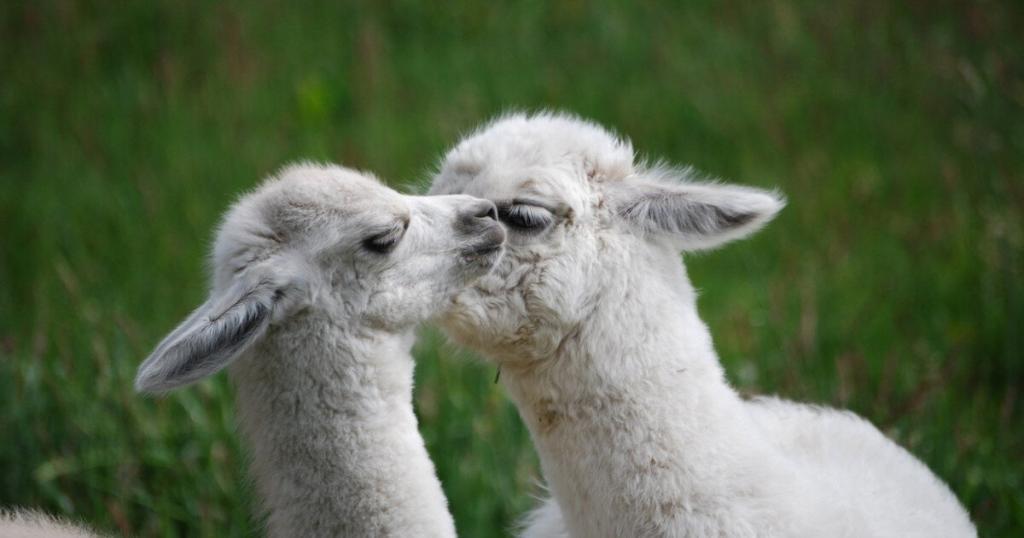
(501, 260), (794, 536)
(228, 312), (455, 538)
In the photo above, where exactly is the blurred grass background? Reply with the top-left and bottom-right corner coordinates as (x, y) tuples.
(1, 0), (1021, 536)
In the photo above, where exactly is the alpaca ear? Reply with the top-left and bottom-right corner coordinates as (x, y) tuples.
(608, 177), (785, 251)
(134, 276), (280, 394)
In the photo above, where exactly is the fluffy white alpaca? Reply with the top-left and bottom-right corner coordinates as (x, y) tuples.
(430, 112), (976, 538)
(135, 163), (505, 537)
(0, 510), (100, 538)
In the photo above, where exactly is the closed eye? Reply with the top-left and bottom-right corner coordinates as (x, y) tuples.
(362, 223), (407, 254)
(497, 204), (553, 233)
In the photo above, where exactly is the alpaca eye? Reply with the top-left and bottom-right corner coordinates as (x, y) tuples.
(363, 229), (403, 254)
(498, 205), (553, 233)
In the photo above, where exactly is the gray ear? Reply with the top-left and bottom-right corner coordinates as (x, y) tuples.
(608, 176), (785, 251)
(134, 277), (279, 394)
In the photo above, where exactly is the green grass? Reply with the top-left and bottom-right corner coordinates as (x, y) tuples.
(2, 1), (1021, 536)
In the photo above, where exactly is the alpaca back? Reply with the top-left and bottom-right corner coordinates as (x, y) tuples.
(746, 397), (975, 538)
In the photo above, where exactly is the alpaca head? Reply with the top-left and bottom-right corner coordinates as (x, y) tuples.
(429, 112), (783, 365)
(135, 163), (505, 393)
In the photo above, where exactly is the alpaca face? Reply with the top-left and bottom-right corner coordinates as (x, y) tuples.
(429, 113), (784, 366)
(136, 163), (505, 393)
(212, 163), (506, 331)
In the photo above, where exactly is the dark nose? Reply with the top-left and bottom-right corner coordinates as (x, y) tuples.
(457, 200), (498, 232)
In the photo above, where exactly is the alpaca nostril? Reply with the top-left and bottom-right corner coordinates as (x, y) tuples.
(459, 201), (499, 229)
(476, 203), (498, 221)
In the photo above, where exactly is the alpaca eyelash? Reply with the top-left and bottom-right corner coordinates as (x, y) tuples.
(362, 228), (404, 254)
(498, 204), (553, 232)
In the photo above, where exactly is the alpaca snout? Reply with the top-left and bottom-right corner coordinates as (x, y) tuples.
(456, 199), (498, 230)
(456, 198), (505, 257)
(462, 223), (506, 257)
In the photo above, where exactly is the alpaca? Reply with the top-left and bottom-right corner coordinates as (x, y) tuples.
(134, 163), (505, 537)
(429, 112), (976, 538)
(0, 509), (100, 538)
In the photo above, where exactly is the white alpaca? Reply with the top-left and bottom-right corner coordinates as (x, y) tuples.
(134, 163), (506, 537)
(0, 510), (100, 538)
(430, 112), (976, 538)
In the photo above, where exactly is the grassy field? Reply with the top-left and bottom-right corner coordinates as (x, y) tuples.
(2, 1), (1021, 536)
